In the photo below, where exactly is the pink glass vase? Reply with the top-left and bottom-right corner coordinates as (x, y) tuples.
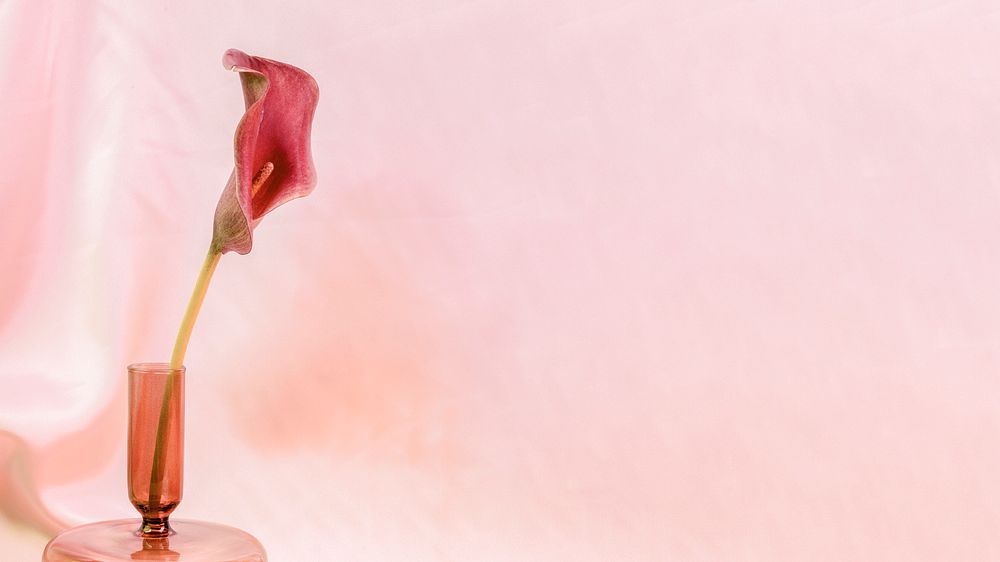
(42, 363), (268, 561)
(129, 362), (185, 537)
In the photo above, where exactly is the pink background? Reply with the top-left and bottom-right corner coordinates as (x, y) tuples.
(3, 0), (1000, 559)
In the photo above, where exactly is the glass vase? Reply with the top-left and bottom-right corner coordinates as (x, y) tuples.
(42, 363), (268, 561)
(129, 361), (185, 537)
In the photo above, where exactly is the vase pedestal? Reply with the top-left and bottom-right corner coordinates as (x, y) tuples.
(42, 519), (266, 561)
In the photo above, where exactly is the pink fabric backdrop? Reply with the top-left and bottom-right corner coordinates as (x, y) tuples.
(3, 0), (1000, 559)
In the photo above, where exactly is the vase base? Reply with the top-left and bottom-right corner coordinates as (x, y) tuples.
(42, 518), (266, 561)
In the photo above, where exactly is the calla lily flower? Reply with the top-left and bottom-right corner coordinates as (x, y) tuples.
(148, 51), (319, 509)
(212, 49), (320, 255)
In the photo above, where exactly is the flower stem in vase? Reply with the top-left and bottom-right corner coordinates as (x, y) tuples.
(147, 248), (222, 509)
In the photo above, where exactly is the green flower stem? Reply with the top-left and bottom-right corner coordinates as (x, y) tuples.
(148, 246), (222, 505)
(170, 247), (223, 370)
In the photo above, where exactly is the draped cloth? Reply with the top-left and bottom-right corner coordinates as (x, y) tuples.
(2, 1), (1000, 559)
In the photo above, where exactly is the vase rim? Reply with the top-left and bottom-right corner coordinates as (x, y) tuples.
(127, 362), (186, 374)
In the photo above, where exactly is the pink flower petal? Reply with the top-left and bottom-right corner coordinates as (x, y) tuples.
(212, 49), (319, 255)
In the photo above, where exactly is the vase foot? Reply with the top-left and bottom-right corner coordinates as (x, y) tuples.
(42, 519), (266, 561)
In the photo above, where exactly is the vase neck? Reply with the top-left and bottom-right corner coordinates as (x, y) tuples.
(138, 516), (173, 538)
